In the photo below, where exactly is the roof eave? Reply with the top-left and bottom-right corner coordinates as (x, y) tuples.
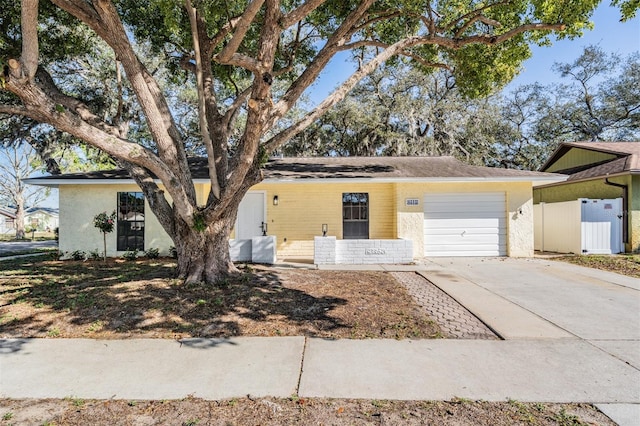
(533, 170), (637, 189)
(260, 176), (567, 185)
(23, 178), (139, 187)
(25, 175), (568, 187)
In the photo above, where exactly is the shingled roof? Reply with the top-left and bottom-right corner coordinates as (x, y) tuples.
(262, 156), (559, 180)
(25, 155), (564, 186)
(540, 141), (640, 182)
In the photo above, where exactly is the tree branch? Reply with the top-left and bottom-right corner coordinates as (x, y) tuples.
(217, 53), (262, 72)
(223, 87), (252, 131)
(0, 105), (30, 116)
(222, 0), (281, 209)
(280, 0), (327, 29)
(444, 1), (512, 32)
(52, 0), (197, 208)
(216, 0), (266, 63)
(186, 0), (221, 199)
(35, 67), (119, 134)
(264, 36), (421, 152)
(21, 0), (39, 81)
(4, 81), (198, 228)
(270, 0), (376, 121)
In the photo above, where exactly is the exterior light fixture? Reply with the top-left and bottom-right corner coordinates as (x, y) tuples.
(273, 195), (279, 206)
(322, 223), (328, 236)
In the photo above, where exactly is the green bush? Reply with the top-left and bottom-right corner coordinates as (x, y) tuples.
(122, 249), (138, 261)
(144, 247), (159, 259)
(70, 250), (86, 261)
(88, 249), (102, 260)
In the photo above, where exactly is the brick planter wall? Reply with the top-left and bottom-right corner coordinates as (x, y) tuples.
(314, 236), (413, 265)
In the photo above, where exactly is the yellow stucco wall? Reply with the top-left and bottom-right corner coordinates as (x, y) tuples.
(534, 175), (638, 252)
(251, 181), (396, 259)
(60, 179), (535, 259)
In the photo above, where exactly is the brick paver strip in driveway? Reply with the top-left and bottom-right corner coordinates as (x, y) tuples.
(391, 272), (498, 340)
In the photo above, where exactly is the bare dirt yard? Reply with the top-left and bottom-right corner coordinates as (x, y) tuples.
(0, 397), (614, 426)
(0, 256), (622, 425)
(0, 258), (438, 339)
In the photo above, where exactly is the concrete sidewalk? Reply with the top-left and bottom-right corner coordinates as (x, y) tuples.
(2, 337), (638, 403)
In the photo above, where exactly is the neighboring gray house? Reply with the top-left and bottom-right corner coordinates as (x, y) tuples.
(24, 207), (59, 231)
(0, 207), (16, 234)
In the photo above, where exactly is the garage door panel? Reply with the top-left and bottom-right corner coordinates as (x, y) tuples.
(425, 248), (506, 256)
(424, 192), (506, 257)
(425, 243), (506, 251)
(425, 204), (505, 214)
(426, 234), (502, 243)
(424, 218), (505, 228)
(424, 227), (506, 236)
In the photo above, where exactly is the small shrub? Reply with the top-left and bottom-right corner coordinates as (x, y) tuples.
(122, 249), (138, 261)
(93, 211), (116, 261)
(70, 250), (86, 261)
(169, 246), (178, 259)
(89, 249), (102, 260)
(144, 247), (160, 259)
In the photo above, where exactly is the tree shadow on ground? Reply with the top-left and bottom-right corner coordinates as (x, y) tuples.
(0, 258), (350, 339)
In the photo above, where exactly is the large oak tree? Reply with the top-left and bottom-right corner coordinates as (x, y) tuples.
(1, 0), (621, 283)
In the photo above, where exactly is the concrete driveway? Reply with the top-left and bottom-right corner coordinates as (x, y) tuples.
(421, 256), (640, 425)
(423, 257), (640, 365)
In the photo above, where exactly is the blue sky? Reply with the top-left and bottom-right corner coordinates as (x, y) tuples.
(506, 4), (640, 90)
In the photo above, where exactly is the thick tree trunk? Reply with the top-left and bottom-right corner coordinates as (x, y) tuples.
(15, 197), (25, 240)
(173, 211), (239, 284)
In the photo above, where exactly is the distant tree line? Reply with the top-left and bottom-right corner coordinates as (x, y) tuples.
(283, 45), (640, 170)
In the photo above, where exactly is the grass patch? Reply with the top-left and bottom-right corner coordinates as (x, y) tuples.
(557, 254), (640, 278)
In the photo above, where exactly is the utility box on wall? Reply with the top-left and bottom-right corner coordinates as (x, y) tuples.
(534, 198), (624, 255)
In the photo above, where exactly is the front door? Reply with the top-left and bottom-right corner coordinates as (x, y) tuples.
(236, 192), (266, 240)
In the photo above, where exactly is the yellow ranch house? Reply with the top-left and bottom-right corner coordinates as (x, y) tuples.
(27, 156), (565, 263)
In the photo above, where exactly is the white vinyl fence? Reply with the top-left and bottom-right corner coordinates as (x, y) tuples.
(534, 198), (624, 255)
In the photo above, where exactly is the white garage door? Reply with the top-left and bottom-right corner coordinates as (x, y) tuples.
(424, 192), (507, 256)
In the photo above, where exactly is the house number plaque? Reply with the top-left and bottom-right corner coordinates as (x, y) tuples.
(365, 248), (386, 255)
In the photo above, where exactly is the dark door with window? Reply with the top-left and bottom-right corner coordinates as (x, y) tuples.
(342, 192), (369, 239)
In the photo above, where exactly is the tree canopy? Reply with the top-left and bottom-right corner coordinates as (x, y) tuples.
(1, 0), (628, 282)
(284, 45), (639, 171)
